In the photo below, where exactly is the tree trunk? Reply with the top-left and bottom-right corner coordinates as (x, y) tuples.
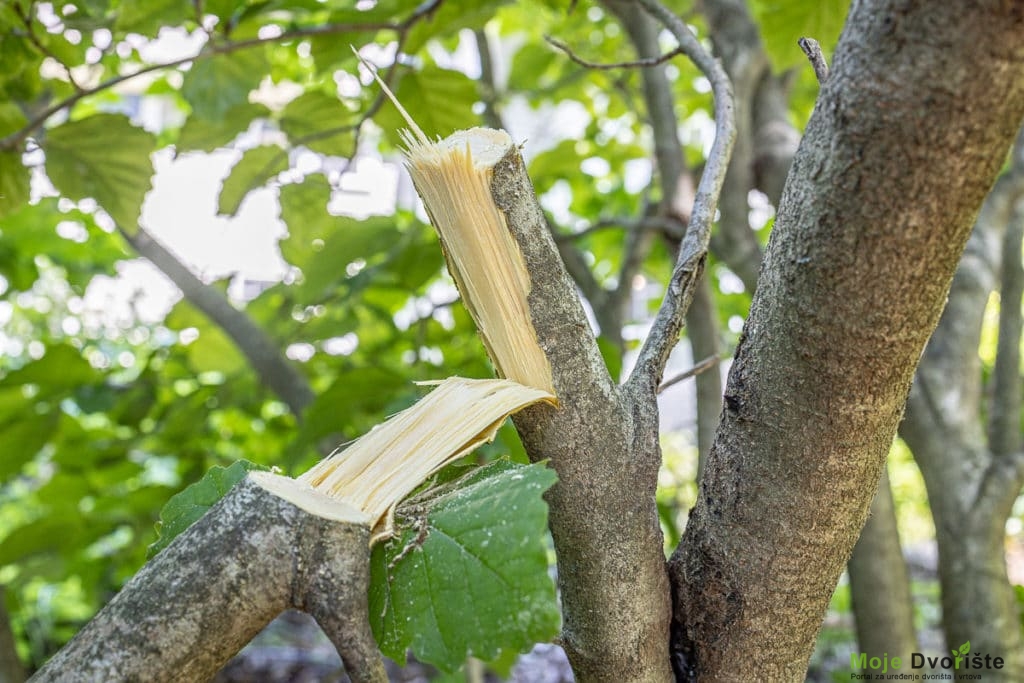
(847, 468), (918, 667)
(29, 473), (385, 683)
(0, 592), (25, 683)
(668, 2), (1024, 680)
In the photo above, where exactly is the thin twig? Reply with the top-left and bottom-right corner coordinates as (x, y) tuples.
(0, 0), (444, 152)
(545, 35), (685, 70)
(657, 353), (723, 393)
(798, 37), (830, 84)
(554, 215), (683, 243)
(625, 0), (736, 392)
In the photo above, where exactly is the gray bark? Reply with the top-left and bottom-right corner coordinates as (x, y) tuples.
(30, 474), (384, 683)
(847, 469), (918, 666)
(489, 145), (674, 682)
(669, 2), (1024, 680)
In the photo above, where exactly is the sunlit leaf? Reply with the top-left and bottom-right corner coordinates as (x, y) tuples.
(43, 113), (156, 230)
(115, 0), (192, 33)
(177, 102), (270, 152)
(374, 65), (480, 146)
(750, 0), (850, 70)
(148, 460), (267, 558)
(181, 49), (269, 121)
(217, 145), (288, 216)
(279, 91), (357, 157)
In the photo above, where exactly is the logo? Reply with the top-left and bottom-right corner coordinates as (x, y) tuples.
(850, 641), (1006, 680)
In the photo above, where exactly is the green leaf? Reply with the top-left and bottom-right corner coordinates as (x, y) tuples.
(43, 113), (156, 230)
(0, 343), (100, 392)
(369, 460), (560, 673)
(181, 49), (269, 121)
(0, 150), (30, 218)
(164, 300), (248, 375)
(750, 0), (850, 70)
(279, 91), (357, 157)
(0, 411), (59, 480)
(218, 145), (288, 216)
(115, 0), (192, 33)
(177, 102), (269, 152)
(958, 641), (970, 655)
(148, 460), (266, 559)
(279, 177), (402, 297)
(374, 65), (480, 146)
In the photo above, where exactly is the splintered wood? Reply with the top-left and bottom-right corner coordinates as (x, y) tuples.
(299, 377), (554, 541)
(297, 55), (558, 544)
(401, 128), (555, 395)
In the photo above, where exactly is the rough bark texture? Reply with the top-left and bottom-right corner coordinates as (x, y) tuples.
(30, 474), (384, 683)
(489, 146), (673, 682)
(900, 135), (1024, 682)
(669, 2), (1024, 680)
(847, 469), (918, 666)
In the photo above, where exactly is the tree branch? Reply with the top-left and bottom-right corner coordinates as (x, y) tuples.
(121, 227), (316, 417)
(545, 35), (685, 70)
(30, 473), (385, 683)
(988, 134), (1024, 457)
(798, 37), (830, 84)
(625, 0), (736, 392)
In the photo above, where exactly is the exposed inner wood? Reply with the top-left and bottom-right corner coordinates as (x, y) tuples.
(402, 127), (556, 396)
(298, 377), (554, 541)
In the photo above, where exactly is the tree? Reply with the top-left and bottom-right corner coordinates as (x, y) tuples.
(1, 0), (1023, 681)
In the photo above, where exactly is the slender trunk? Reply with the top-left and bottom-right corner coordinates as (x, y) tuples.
(669, 2), (1024, 679)
(847, 469), (918, 667)
(122, 228), (315, 417)
(900, 133), (1024, 683)
(0, 592), (25, 683)
(684, 277), (721, 479)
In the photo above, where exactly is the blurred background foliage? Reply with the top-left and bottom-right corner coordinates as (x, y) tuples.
(0, 0), (1019, 680)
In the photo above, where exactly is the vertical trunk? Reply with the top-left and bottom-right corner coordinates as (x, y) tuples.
(684, 277), (721, 478)
(669, 2), (1024, 679)
(0, 592), (25, 683)
(847, 469), (918, 667)
(900, 133), (1024, 683)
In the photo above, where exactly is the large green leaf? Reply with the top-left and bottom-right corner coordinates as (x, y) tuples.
(0, 343), (100, 392)
(279, 177), (402, 298)
(164, 299), (248, 375)
(369, 460), (560, 673)
(279, 91), (357, 157)
(181, 49), (269, 121)
(0, 151), (29, 218)
(147, 460), (266, 558)
(374, 65), (480, 146)
(751, 0), (850, 70)
(0, 411), (59, 480)
(115, 0), (191, 33)
(43, 113), (156, 230)
(177, 102), (270, 152)
(218, 145), (288, 216)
